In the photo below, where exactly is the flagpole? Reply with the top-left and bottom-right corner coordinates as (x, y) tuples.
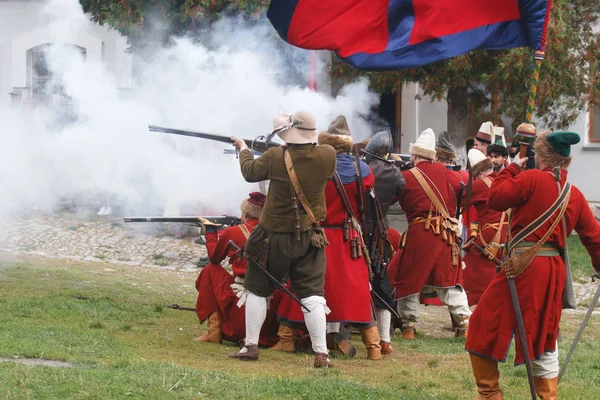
(525, 50), (545, 123)
(308, 50), (317, 91)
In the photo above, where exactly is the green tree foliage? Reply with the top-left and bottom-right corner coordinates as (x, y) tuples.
(80, 1), (269, 49)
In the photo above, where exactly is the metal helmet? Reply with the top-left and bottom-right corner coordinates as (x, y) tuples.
(362, 129), (393, 162)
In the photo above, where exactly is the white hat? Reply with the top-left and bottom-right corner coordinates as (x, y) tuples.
(468, 148), (493, 176)
(273, 110), (318, 144)
(493, 126), (507, 148)
(409, 128), (436, 160)
(476, 121), (493, 143)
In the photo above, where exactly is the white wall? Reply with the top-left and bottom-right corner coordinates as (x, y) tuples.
(400, 82), (447, 153)
(0, 0), (132, 107)
(551, 113), (600, 202)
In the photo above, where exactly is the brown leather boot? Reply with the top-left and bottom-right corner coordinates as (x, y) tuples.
(469, 353), (504, 399)
(326, 332), (356, 357)
(380, 341), (393, 355)
(401, 321), (416, 340)
(313, 352), (333, 368)
(269, 325), (297, 353)
(360, 326), (382, 360)
(229, 344), (259, 361)
(533, 376), (558, 400)
(455, 317), (468, 339)
(193, 312), (222, 344)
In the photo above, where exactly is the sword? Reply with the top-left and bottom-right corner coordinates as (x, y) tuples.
(478, 243), (536, 398)
(226, 240), (310, 313)
(504, 256), (537, 400)
(371, 289), (400, 319)
(558, 273), (600, 383)
(470, 242), (503, 273)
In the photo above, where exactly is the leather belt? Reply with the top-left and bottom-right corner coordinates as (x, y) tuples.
(514, 242), (560, 257)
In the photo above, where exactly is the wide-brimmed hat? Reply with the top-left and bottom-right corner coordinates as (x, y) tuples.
(273, 110), (318, 144)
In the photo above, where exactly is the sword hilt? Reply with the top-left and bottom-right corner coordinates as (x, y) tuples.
(227, 240), (243, 258)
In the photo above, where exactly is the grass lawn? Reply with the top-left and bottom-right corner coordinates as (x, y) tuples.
(0, 238), (599, 399)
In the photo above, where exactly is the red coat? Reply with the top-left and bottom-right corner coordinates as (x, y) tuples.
(462, 172), (508, 305)
(195, 219), (281, 346)
(466, 164), (600, 365)
(205, 220), (259, 278)
(278, 163), (376, 324)
(392, 161), (463, 299)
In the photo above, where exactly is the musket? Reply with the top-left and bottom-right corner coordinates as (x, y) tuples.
(227, 240), (310, 313)
(148, 125), (281, 155)
(558, 273), (600, 383)
(165, 304), (196, 312)
(456, 182), (466, 222)
(390, 154), (413, 171)
(353, 147), (366, 226)
(124, 216), (241, 227)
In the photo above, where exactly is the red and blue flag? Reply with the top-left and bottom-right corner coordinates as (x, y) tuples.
(267, 0), (553, 70)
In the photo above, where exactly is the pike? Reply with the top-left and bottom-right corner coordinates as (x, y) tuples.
(227, 240), (310, 313)
(506, 271), (537, 400)
(558, 273), (600, 383)
(123, 216), (241, 227)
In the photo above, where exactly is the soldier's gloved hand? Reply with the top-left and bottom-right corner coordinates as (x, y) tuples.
(204, 225), (219, 234)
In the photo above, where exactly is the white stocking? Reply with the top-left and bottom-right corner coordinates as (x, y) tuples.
(244, 292), (267, 346)
(377, 309), (391, 343)
(301, 295), (328, 354)
(326, 322), (340, 334)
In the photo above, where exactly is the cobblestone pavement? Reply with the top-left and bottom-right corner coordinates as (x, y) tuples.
(0, 209), (598, 313)
(0, 212), (206, 273)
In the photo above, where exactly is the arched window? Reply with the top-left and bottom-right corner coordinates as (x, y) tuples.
(26, 43), (86, 105)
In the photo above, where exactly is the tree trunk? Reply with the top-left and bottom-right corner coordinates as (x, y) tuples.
(447, 86), (469, 168)
(490, 85), (499, 125)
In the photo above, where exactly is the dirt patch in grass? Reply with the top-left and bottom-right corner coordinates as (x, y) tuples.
(0, 358), (73, 368)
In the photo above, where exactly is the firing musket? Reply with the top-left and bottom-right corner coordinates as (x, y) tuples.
(148, 125), (281, 156)
(389, 153), (413, 171)
(149, 121), (301, 156)
(123, 216), (241, 227)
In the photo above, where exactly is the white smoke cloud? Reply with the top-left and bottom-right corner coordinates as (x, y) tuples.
(0, 0), (380, 223)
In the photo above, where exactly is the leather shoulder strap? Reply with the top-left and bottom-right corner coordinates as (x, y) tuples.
(409, 167), (450, 219)
(481, 176), (493, 189)
(238, 224), (252, 240)
(284, 149), (318, 224)
(508, 182), (572, 252)
(333, 172), (356, 220)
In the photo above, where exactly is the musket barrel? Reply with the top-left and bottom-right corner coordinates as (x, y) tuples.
(148, 125), (280, 153)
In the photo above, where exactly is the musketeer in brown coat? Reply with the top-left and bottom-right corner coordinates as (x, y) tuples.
(229, 110), (336, 368)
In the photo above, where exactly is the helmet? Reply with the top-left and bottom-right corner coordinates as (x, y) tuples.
(362, 129), (393, 162)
